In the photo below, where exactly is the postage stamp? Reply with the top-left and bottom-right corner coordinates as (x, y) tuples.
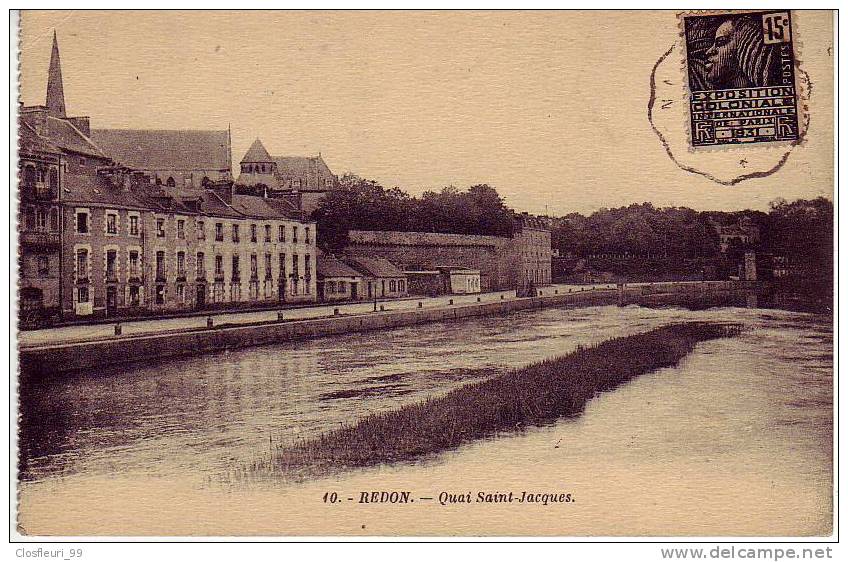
(682, 11), (800, 147)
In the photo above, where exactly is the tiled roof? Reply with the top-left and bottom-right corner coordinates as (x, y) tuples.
(61, 173), (149, 209)
(48, 117), (108, 159)
(19, 120), (60, 155)
(263, 196), (307, 220)
(318, 255), (363, 279)
(344, 256), (406, 278)
(230, 194), (305, 220)
(90, 129), (230, 171)
(273, 155), (333, 179)
(241, 138), (273, 163)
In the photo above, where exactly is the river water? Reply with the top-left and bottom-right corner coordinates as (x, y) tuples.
(17, 304), (833, 536)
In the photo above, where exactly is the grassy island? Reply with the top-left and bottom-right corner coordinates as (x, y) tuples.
(263, 322), (741, 478)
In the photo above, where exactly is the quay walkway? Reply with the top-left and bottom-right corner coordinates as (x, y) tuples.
(19, 282), (622, 348)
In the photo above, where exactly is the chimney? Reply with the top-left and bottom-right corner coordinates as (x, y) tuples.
(66, 116), (91, 137)
(210, 181), (233, 204)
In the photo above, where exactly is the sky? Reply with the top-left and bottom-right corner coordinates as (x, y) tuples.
(18, 10), (834, 216)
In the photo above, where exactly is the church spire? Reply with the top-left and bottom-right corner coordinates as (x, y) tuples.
(46, 30), (66, 118)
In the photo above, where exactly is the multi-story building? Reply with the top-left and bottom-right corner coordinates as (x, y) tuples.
(19, 32), (318, 323)
(18, 119), (64, 325)
(513, 213), (553, 289)
(61, 170), (152, 317)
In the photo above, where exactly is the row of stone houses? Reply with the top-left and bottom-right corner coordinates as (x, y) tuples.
(18, 33), (319, 324)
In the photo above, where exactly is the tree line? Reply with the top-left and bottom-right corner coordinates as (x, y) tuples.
(312, 174), (514, 252)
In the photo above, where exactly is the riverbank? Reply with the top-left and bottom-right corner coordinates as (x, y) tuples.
(255, 322), (742, 480)
(18, 281), (750, 377)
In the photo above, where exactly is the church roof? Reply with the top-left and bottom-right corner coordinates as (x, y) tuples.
(47, 116), (109, 159)
(241, 138), (273, 163)
(90, 129), (231, 171)
(46, 31), (66, 118)
(273, 155), (332, 179)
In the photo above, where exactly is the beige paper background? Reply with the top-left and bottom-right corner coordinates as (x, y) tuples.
(15, 10), (834, 537)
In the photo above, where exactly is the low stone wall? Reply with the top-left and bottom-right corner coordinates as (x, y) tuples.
(19, 281), (749, 378)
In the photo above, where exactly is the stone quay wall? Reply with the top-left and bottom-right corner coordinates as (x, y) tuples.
(19, 281), (749, 378)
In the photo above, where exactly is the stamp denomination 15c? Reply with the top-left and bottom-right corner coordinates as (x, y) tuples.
(683, 11), (799, 147)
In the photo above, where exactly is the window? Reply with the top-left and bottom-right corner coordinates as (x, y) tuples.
(50, 208), (59, 232)
(251, 224), (257, 243)
(197, 252), (205, 279)
(156, 250), (165, 280)
(76, 210), (89, 234)
(156, 218), (165, 237)
(327, 281), (336, 293)
(129, 215), (139, 236)
(49, 168), (58, 194)
(129, 285), (140, 306)
(215, 223), (224, 242)
(129, 251), (139, 277)
(79, 157), (86, 167)
(305, 254), (311, 280)
(23, 166), (35, 192)
(37, 256), (49, 277)
(264, 225), (271, 243)
(35, 208), (47, 231)
(177, 219), (185, 239)
(106, 250), (117, 280)
(78, 286), (89, 303)
(399, 280), (405, 293)
(106, 212), (117, 235)
(76, 249), (88, 281)
(215, 255), (223, 277)
(293, 226), (298, 244)
(232, 224), (240, 243)
(166, 177), (175, 188)
(305, 227), (311, 244)
(197, 221), (205, 240)
(264, 253), (272, 279)
(176, 284), (185, 304)
(25, 208), (35, 231)
(176, 251), (186, 277)
(279, 253), (286, 278)
(390, 280), (397, 292)
(250, 254), (258, 279)
(155, 285), (165, 304)
(278, 225), (285, 242)
(232, 255), (240, 281)
(292, 254), (299, 277)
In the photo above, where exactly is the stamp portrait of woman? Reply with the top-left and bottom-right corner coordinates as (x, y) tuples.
(685, 14), (785, 91)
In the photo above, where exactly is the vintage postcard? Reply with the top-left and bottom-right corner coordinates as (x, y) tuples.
(11, 9), (835, 545)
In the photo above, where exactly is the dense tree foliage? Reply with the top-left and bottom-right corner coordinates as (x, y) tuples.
(765, 197), (833, 281)
(313, 174), (514, 252)
(551, 203), (720, 259)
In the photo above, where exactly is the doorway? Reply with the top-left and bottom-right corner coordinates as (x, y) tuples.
(196, 284), (206, 309)
(106, 286), (117, 317)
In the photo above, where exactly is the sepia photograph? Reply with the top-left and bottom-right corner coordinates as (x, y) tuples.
(9, 7), (836, 548)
